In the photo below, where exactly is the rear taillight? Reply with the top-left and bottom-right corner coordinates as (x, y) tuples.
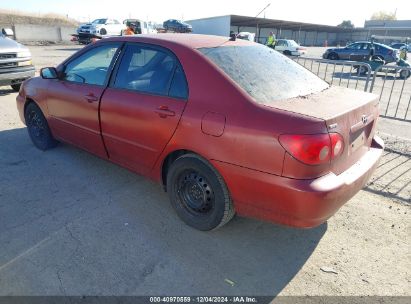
(330, 133), (344, 159)
(279, 133), (344, 165)
(297, 47), (306, 51)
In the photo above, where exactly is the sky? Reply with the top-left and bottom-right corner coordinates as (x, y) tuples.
(1, 0), (410, 27)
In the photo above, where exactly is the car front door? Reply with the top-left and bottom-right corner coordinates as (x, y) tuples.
(100, 43), (188, 175)
(46, 42), (122, 158)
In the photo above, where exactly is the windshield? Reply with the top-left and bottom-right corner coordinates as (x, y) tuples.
(288, 40), (299, 47)
(92, 19), (107, 24)
(199, 44), (328, 104)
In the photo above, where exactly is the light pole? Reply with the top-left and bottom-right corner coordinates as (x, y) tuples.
(256, 3), (271, 43)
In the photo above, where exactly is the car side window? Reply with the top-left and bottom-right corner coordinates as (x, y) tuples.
(169, 66), (188, 99)
(63, 44), (120, 86)
(114, 44), (187, 98)
(361, 43), (370, 50)
(347, 43), (361, 50)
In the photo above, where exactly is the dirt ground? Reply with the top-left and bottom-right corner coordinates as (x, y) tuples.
(0, 45), (409, 298)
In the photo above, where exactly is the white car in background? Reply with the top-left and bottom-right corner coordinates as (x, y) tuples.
(77, 18), (126, 36)
(236, 32), (255, 42)
(275, 39), (307, 56)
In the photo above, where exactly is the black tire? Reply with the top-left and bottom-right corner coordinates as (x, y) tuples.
(100, 28), (107, 35)
(357, 66), (368, 75)
(166, 154), (235, 231)
(399, 69), (410, 79)
(24, 102), (58, 151)
(283, 50), (291, 56)
(11, 83), (21, 92)
(327, 52), (339, 60)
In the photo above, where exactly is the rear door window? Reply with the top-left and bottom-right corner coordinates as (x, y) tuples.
(113, 44), (188, 98)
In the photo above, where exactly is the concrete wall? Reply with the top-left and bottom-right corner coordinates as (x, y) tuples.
(16, 24), (76, 41)
(187, 15), (231, 37)
(1, 24), (76, 42)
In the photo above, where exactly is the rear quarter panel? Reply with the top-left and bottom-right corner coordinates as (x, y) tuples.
(148, 43), (327, 181)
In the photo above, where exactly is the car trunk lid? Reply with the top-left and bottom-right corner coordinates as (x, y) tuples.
(271, 86), (379, 175)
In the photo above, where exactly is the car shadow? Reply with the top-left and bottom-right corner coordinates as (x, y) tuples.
(0, 88), (15, 96)
(332, 71), (368, 80)
(0, 127), (326, 297)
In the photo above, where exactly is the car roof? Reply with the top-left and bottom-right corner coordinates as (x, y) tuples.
(103, 33), (253, 49)
(351, 41), (393, 48)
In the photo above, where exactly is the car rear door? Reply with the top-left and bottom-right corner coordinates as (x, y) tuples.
(100, 43), (188, 175)
(46, 42), (122, 158)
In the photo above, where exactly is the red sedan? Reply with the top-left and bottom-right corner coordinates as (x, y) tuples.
(16, 34), (384, 230)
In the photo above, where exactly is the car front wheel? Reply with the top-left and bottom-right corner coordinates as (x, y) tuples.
(25, 102), (58, 151)
(11, 83), (21, 92)
(327, 52), (339, 60)
(167, 154), (235, 231)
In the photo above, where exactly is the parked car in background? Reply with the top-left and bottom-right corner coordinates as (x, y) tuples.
(123, 19), (157, 34)
(323, 41), (398, 63)
(77, 18), (126, 36)
(0, 28), (35, 92)
(17, 34), (383, 231)
(236, 32), (255, 42)
(275, 39), (306, 56)
(163, 19), (192, 33)
(390, 43), (410, 52)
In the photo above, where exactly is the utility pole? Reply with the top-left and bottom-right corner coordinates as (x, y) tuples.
(255, 3), (271, 43)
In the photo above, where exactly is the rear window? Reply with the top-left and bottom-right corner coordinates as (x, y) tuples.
(199, 44), (328, 105)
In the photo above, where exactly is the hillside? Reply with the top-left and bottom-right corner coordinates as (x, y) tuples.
(0, 9), (78, 27)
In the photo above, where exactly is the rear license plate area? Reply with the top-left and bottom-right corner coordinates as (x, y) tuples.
(350, 130), (366, 153)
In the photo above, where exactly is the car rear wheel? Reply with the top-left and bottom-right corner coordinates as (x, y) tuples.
(327, 52), (339, 60)
(399, 69), (410, 79)
(100, 28), (107, 35)
(167, 154), (235, 231)
(24, 102), (58, 151)
(357, 66), (368, 75)
(11, 83), (21, 92)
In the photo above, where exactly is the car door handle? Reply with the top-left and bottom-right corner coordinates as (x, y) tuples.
(85, 94), (98, 103)
(155, 106), (175, 118)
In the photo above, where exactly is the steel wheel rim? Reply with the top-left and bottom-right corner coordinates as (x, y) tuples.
(176, 170), (215, 216)
(27, 110), (45, 141)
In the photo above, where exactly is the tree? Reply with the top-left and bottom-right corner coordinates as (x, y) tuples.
(337, 20), (354, 28)
(371, 11), (397, 21)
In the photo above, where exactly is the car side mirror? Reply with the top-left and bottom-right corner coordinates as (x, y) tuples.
(40, 67), (58, 79)
(2, 28), (14, 37)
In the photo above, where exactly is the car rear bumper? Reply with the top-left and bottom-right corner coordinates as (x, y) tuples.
(0, 66), (35, 86)
(292, 50), (306, 56)
(212, 136), (384, 228)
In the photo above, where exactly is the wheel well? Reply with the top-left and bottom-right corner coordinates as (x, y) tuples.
(161, 149), (194, 190)
(328, 52), (338, 59)
(24, 98), (36, 113)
